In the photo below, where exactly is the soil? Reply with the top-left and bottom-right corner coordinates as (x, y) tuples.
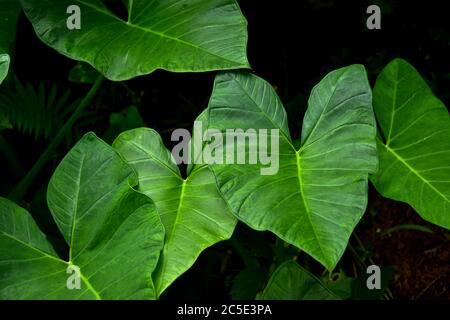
(358, 189), (450, 299)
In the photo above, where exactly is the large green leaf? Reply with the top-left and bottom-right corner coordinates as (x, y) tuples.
(205, 68), (377, 270)
(113, 128), (237, 297)
(0, 0), (21, 84)
(0, 133), (165, 299)
(371, 58), (450, 229)
(20, 0), (249, 81)
(258, 261), (339, 300)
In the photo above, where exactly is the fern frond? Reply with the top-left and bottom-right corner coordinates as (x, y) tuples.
(0, 77), (79, 140)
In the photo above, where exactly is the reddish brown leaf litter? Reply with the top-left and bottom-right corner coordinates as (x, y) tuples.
(360, 189), (450, 299)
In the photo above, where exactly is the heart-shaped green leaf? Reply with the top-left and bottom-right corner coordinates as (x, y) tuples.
(371, 58), (450, 229)
(0, 133), (165, 299)
(205, 68), (377, 270)
(113, 128), (237, 297)
(20, 0), (250, 80)
(258, 261), (339, 300)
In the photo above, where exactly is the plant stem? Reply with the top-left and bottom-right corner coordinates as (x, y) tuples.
(9, 75), (104, 201)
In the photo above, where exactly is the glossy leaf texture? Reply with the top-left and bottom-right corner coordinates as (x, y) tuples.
(371, 58), (450, 229)
(20, 0), (250, 81)
(258, 261), (339, 300)
(113, 128), (237, 297)
(0, 0), (21, 84)
(205, 68), (377, 270)
(0, 133), (165, 299)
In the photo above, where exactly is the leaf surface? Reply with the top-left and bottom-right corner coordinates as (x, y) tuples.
(20, 0), (249, 80)
(371, 58), (450, 229)
(258, 261), (338, 300)
(205, 68), (377, 269)
(113, 128), (236, 296)
(0, 133), (165, 299)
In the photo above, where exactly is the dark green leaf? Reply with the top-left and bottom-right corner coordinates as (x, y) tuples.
(205, 68), (377, 270)
(113, 128), (237, 297)
(1, 133), (165, 299)
(21, 0), (250, 80)
(258, 261), (339, 300)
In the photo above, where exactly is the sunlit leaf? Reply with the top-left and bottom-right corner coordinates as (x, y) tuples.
(205, 68), (377, 270)
(113, 128), (237, 296)
(21, 0), (250, 80)
(0, 133), (165, 299)
(371, 58), (450, 229)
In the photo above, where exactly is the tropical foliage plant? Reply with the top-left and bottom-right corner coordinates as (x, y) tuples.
(0, 0), (449, 300)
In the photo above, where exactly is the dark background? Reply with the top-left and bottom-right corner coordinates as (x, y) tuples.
(1, 0), (449, 299)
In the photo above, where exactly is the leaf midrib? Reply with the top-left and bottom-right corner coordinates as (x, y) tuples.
(385, 143), (450, 204)
(300, 69), (345, 145)
(1, 231), (64, 264)
(230, 76), (291, 141)
(386, 63), (400, 145)
(69, 154), (85, 262)
(295, 150), (327, 265)
(57, 152), (102, 299)
(76, 0), (245, 66)
(1, 231), (102, 299)
(155, 178), (187, 295)
(128, 139), (182, 181)
(155, 166), (221, 295)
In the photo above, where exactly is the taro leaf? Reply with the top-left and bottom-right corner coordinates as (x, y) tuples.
(258, 261), (339, 300)
(113, 128), (237, 297)
(20, 0), (250, 81)
(371, 58), (450, 229)
(0, 0), (21, 84)
(205, 68), (377, 270)
(0, 133), (165, 299)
